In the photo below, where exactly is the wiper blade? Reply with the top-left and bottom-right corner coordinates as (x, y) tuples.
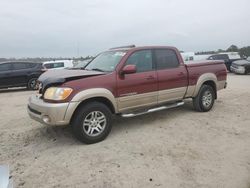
(91, 68), (105, 72)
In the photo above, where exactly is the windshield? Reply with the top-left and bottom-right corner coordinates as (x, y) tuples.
(85, 51), (127, 72)
(74, 60), (91, 68)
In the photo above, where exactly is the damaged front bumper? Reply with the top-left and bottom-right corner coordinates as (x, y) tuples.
(27, 95), (78, 126)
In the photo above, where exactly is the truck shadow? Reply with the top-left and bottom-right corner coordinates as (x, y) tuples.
(111, 101), (194, 136)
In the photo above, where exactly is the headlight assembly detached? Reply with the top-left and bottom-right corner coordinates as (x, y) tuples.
(44, 87), (73, 101)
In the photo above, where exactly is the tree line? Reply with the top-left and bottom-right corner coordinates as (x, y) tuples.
(195, 45), (250, 58)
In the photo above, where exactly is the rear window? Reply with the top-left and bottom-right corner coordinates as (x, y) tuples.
(155, 49), (179, 69)
(208, 54), (229, 60)
(44, 62), (64, 69)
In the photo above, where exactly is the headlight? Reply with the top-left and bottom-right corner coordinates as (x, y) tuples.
(44, 87), (73, 101)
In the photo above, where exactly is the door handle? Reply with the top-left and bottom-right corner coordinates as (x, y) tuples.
(146, 75), (155, 80)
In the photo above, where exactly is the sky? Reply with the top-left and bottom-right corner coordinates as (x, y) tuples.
(0, 0), (249, 58)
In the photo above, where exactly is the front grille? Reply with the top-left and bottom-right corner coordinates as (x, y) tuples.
(28, 105), (41, 115)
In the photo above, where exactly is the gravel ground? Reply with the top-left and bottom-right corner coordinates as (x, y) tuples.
(0, 74), (250, 188)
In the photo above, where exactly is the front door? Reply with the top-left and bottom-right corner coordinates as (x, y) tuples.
(11, 62), (31, 86)
(117, 50), (158, 112)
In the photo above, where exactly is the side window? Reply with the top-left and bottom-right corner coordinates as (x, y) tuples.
(54, 62), (64, 68)
(155, 49), (179, 69)
(221, 54), (229, 60)
(44, 62), (64, 69)
(211, 55), (228, 60)
(214, 55), (222, 60)
(126, 50), (153, 72)
(13, 63), (28, 70)
(25, 63), (36, 68)
(0, 63), (12, 71)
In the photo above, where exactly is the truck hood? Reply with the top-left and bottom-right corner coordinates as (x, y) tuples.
(38, 69), (105, 91)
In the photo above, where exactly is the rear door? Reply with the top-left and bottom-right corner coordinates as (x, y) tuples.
(0, 63), (13, 88)
(117, 50), (158, 112)
(12, 62), (31, 86)
(154, 49), (188, 103)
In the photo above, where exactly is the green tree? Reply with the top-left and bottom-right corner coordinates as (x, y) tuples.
(217, 49), (225, 53)
(239, 46), (250, 58)
(226, 45), (239, 52)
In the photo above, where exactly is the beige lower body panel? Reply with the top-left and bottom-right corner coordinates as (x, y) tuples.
(158, 87), (187, 104)
(117, 80), (226, 113)
(117, 91), (158, 112)
(117, 87), (187, 113)
(185, 85), (196, 98)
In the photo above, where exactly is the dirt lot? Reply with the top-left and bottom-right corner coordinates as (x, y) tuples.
(0, 74), (250, 188)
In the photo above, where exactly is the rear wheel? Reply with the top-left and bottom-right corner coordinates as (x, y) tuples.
(193, 85), (215, 112)
(72, 101), (112, 144)
(27, 78), (38, 90)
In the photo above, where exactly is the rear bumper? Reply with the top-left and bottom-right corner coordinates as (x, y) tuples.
(230, 66), (245, 74)
(27, 95), (78, 126)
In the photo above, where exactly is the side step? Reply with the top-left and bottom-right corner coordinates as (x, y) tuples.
(121, 101), (184, 118)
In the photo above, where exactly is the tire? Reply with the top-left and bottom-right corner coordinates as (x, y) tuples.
(27, 77), (38, 90)
(193, 85), (215, 112)
(71, 101), (112, 144)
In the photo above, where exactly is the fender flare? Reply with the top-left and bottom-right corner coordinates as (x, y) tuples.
(71, 88), (118, 113)
(192, 73), (217, 97)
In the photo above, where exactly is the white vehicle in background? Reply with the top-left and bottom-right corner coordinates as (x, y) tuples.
(219, 52), (241, 60)
(42, 60), (74, 70)
(181, 52), (195, 62)
(181, 52), (210, 63)
(71, 59), (92, 69)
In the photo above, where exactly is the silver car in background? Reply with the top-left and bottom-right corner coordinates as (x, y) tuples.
(230, 57), (250, 74)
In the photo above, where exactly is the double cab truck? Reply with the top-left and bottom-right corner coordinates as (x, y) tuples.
(27, 45), (227, 144)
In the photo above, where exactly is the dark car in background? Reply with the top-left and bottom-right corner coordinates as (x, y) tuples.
(0, 61), (45, 90)
(230, 57), (250, 74)
(207, 53), (241, 72)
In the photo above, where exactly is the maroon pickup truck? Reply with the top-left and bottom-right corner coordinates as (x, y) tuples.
(28, 45), (227, 144)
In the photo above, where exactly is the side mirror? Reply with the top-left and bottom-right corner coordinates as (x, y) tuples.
(121, 65), (137, 74)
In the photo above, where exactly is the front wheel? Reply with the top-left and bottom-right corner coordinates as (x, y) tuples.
(27, 78), (38, 90)
(72, 102), (112, 144)
(193, 85), (215, 112)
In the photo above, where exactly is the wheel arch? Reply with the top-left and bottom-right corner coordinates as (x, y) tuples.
(68, 88), (117, 124)
(69, 96), (115, 125)
(193, 73), (217, 99)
